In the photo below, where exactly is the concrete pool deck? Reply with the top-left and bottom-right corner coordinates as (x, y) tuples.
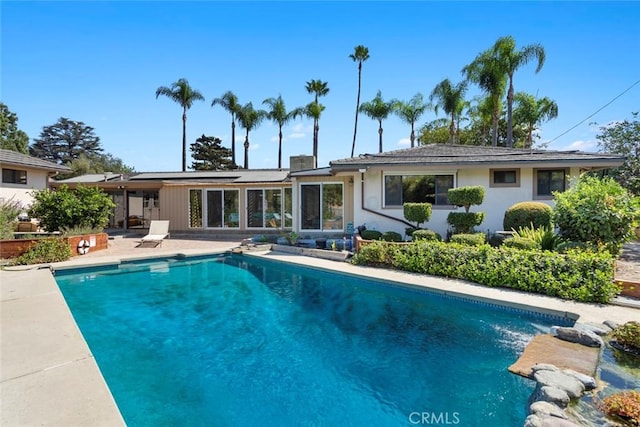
(1, 236), (639, 425)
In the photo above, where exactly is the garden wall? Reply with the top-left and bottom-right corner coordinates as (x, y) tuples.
(0, 233), (108, 259)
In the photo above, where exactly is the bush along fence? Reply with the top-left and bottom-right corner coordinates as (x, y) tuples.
(1, 233), (108, 260)
(352, 240), (620, 303)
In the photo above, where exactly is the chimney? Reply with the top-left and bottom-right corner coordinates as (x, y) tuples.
(289, 155), (315, 172)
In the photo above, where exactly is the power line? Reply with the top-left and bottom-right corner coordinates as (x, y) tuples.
(548, 78), (640, 144)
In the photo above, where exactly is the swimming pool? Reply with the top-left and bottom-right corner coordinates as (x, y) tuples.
(55, 254), (570, 426)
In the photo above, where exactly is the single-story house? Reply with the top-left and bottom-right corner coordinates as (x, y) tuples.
(0, 148), (71, 209)
(53, 145), (624, 238)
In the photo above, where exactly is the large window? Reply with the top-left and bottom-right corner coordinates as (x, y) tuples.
(300, 183), (344, 231)
(384, 174), (454, 207)
(2, 168), (27, 185)
(247, 188), (292, 229)
(207, 189), (239, 228)
(535, 169), (566, 198)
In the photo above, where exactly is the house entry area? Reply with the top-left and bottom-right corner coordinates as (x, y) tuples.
(300, 183), (344, 231)
(110, 190), (160, 229)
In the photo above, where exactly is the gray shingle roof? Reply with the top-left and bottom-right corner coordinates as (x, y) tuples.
(330, 144), (624, 170)
(0, 149), (71, 172)
(59, 169), (291, 184)
(56, 173), (123, 183)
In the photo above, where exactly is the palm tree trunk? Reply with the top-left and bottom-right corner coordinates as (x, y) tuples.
(506, 76), (514, 148)
(351, 62), (362, 157)
(231, 119), (236, 167)
(278, 127), (283, 169)
(449, 113), (455, 145)
(491, 98), (499, 147)
(244, 131), (250, 169)
(182, 108), (187, 172)
(410, 125), (415, 148)
(313, 123), (319, 168)
(378, 120), (383, 153)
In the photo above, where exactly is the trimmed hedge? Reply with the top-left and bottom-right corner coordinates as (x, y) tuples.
(447, 211), (485, 234)
(14, 237), (72, 265)
(403, 203), (432, 228)
(360, 229), (383, 240)
(381, 231), (403, 242)
(450, 233), (486, 246)
(412, 229), (442, 241)
(448, 186), (485, 212)
(352, 240), (619, 303)
(503, 201), (552, 231)
(503, 236), (539, 250)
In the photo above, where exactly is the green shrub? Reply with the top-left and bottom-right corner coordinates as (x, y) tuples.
(613, 321), (640, 351)
(14, 237), (72, 265)
(503, 201), (553, 231)
(360, 229), (383, 240)
(60, 225), (103, 237)
(412, 229), (442, 242)
(553, 176), (640, 254)
(447, 212), (485, 234)
(555, 241), (592, 253)
(450, 233), (486, 246)
(0, 197), (23, 240)
(447, 186), (485, 212)
(503, 236), (539, 250)
(381, 231), (403, 242)
(353, 240), (619, 303)
(487, 232), (506, 247)
(28, 185), (115, 233)
(403, 203), (432, 228)
(512, 224), (559, 251)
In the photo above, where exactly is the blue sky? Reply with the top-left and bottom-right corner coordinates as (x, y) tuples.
(2, 1), (639, 171)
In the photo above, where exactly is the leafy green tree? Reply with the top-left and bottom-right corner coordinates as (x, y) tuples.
(305, 79), (330, 166)
(0, 103), (29, 154)
(304, 101), (326, 168)
(392, 93), (431, 148)
(262, 95), (304, 168)
(595, 112), (640, 196)
(552, 175), (639, 254)
(491, 36), (546, 148)
(0, 197), (23, 239)
(349, 45), (370, 157)
(28, 184), (115, 232)
(155, 78), (205, 172)
(513, 92), (558, 148)
(463, 50), (507, 147)
(63, 152), (134, 179)
(235, 102), (266, 169)
(190, 134), (233, 170)
(30, 117), (102, 164)
(211, 91), (241, 168)
(430, 79), (468, 144)
(358, 90), (394, 153)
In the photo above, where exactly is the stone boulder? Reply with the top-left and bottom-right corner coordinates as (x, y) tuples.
(534, 385), (571, 407)
(561, 369), (597, 391)
(574, 322), (612, 336)
(554, 327), (603, 348)
(529, 401), (568, 419)
(534, 370), (586, 399)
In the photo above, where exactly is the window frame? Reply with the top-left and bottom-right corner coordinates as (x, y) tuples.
(299, 182), (344, 232)
(489, 168), (520, 188)
(382, 172), (456, 208)
(202, 188), (240, 229)
(534, 168), (568, 199)
(245, 187), (292, 230)
(2, 168), (27, 185)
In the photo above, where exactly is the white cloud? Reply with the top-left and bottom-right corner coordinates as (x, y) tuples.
(270, 136), (279, 142)
(288, 132), (305, 139)
(397, 137), (411, 147)
(292, 123), (313, 133)
(564, 139), (597, 151)
(249, 143), (260, 151)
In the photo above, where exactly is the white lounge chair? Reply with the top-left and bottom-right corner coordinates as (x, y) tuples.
(138, 220), (170, 247)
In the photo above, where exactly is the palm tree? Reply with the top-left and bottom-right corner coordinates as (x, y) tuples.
(155, 78), (205, 171)
(305, 80), (329, 167)
(358, 90), (393, 153)
(491, 36), (546, 147)
(429, 79), (468, 145)
(392, 93), (431, 148)
(349, 45), (370, 157)
(262, 95), (304, 168)
(211, 91), (241, 168)
(304, 101), (325, 168)
(235, 102), (266, 169)
(463, 51), (507, 147)
(513, 92), (558, 148)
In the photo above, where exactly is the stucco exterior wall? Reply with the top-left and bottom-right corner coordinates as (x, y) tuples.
(0, 167), (51, 209)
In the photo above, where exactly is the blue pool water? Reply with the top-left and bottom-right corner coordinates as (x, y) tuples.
(55, 255), (570, 426)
